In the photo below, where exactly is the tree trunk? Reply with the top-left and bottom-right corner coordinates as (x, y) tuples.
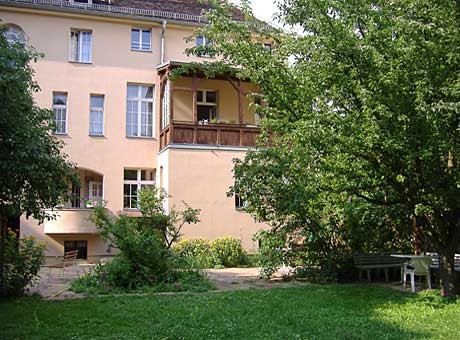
(439, 246), (457, 298)
(0, 215), (7, 296)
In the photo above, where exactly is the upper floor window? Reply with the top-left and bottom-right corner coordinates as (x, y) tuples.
(263, 42), (272, 52)
(235, 193), (246, 210)
(89, 94), (104, 136)
(131, 28), (151, 51)
(70, 30), (92, 63)
(123, 169), (155, 209)
(53, 93), (67, 134)
(3, 24), (26, 44)
(126, 84), (154, 137)
(196, 36), (213, 57)
(197, 90), (217, 123)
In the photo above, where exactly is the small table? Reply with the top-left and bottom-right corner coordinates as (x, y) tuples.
(391, 254), (433, 288)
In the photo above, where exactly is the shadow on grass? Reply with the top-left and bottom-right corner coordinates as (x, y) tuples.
(0, 284), (458, 339)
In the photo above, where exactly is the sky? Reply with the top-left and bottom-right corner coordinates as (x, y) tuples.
(229, 0), (279, 25)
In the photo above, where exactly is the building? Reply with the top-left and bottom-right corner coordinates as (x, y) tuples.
(0, 0), (268, 262)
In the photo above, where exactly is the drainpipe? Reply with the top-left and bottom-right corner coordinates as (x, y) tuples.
(161, 19), (167, 64)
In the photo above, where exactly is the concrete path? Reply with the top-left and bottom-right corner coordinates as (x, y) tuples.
(203, 267), (309, 291)
(29, 265), (309, 299)
(28, 262), (94, 299)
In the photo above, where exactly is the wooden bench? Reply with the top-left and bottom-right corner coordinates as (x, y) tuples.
(44, 250), (79, 276)
(426, 252), (460, 272)
(353, 253), (403, 282)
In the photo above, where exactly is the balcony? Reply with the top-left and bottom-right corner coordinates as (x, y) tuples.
(160, 121), (260, 150)
(44, 209), (98, 234)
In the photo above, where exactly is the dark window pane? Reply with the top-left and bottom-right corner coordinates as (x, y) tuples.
(124, 169), (137, 180)
(197, 90), (203, 102)
(206, 91), (217, 103)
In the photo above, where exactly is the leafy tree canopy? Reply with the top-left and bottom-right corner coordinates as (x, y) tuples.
(0, 25), (78, 294)
(195, 0), (460, 297)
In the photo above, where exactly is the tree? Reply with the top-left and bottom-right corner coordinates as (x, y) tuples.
(195, 0), (460, 297)
(0, 26), (78, 295)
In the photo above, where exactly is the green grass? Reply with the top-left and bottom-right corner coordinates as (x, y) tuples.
(1, 285), (459, 339)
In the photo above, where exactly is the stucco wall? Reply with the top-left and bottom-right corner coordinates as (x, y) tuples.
(166, 147), (268, 252)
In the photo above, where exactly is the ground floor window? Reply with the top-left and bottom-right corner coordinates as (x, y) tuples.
(64, 240), (88, 260)
(123, 169), (155, 209)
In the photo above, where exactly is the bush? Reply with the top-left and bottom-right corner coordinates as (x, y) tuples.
(211, 237), (246, 268)
(1, 230), (45, 296)
(254, 230), (285, 279)
(71, 257), (213, 294)
(173, 239), (214, 268)
(173, 237), (247, 269)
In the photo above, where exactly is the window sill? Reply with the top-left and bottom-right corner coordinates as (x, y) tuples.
(53, 132), (68, 136)
(126, 136), (156, 140)
(131, 49), (152, 53)
(69, 60), (92, 65)
(89, 134), (105, 138)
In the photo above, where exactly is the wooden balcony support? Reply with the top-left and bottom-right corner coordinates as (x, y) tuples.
(160, 121), (260, 150)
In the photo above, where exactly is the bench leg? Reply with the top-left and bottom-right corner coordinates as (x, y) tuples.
(384, 268), (389, 282)
(366, 269), (371, 282)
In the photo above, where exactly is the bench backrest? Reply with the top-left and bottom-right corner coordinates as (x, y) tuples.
(63, 250), (78, 263)
(353, 253), (402, 266)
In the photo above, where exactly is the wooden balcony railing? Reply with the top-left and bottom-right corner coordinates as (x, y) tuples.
(159, 121), (261, 150)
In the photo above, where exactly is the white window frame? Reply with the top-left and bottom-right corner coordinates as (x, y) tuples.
(196, 36), (213, 58)
(123, 169), (155, 210)
(87, 181), (103, 207)
(131, 28), (151, 51)
(70, 29), (92, 63)
(197, 90), (218, 122)
(126, 84), (154, 138)
(235, 192), (246, 210)
(263, 42), (272, 52)
(53, 92), (68, 135)
(4, 25), (26, 44)
(161, 81), (170, 130)
(89, 94), (104, 136)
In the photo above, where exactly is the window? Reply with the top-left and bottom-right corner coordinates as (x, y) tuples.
(64, 240), (87, 260)
(70, 30), (92, 63)
(235, 193), (246, 210)
(197, 90), (217, 122)
(53, 93), (67, 134)
(4, 25), (26, 44)
(123, 169), (155, 209)
(263, 42), (272, 52)
(161, 81), (170, 129)
(126, 84), (154, 137)
(196, 36), (213, 57)
(70, 183), (81, 208)
(131, 28), (151, 51)
(89, 95), (104, 136)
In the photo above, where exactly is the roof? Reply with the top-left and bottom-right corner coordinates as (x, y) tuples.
(0, 0), (245, 24)
(112, 0), (243, 20)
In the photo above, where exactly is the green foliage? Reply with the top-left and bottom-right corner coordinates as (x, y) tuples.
(210, 237), (246, 268)
(173, 237), (248, 269)
(0, 230), (45, 296)
(2, 288), (460, 339)
(79, 188), (204, 293)
(0, 25), (77, 295)
(254, 231), (285, 279)
(71, 257), (213, 294)
(173, 238), (214, 269)
(193, 0), (460, 296)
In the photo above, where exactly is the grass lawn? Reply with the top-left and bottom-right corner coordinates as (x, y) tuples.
(1, 284), (459, 340)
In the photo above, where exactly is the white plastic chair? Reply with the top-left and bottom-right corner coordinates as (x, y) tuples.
(402, 257), (432, 292)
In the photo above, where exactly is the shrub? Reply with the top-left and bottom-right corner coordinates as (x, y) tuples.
(1, 230), (45, 296)
(173, 237), (248, 269)
(173, 239), (214, 268)
(254, 230), (285, 279)
(210, 237), (246, 268)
